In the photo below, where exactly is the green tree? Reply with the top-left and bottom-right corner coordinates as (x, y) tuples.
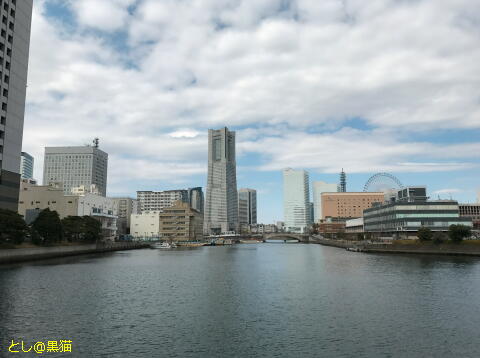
(31, 208), (63, 244)
(82, 216), (102, 243)
(0, 209), (28, 245)
(417, 227), (433, 241)
(432, 232), (447, 245)
(448, 224), (472, 243)
(62, 216), (85, 242)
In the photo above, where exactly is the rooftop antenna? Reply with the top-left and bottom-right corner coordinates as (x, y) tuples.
(93, 138), (99, 148)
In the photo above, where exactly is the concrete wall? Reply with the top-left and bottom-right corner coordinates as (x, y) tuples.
(0, 242), (148, 264)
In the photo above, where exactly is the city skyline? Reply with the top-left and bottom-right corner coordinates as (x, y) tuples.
(18, 0), (480, 223)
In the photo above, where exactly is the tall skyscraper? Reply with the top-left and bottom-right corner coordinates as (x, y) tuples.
(312, 181), (338, 223)
(0, 0), (33, 211)
(283, 168), (310, 233)
(43, 142), (108, 196)
(339, 169), (347, 192)
(188, 187), (204, 213)
(20, 152), (34, 179)
(238, 188), (257, 225)
(204, 127), (238, 234)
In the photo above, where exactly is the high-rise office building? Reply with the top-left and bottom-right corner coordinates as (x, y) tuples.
(137, 190), (188, 213)
(20, 152), (33, 179)
(43, 143), (108, 196)
(188, 187), (204, 213)
(339, 169), (347, 192)
(312, 181), (338, 223)
(204, 127), (238, 234)
(238, 188), (257, 225)
(283, 168), (310, 233)
(0, 0), (33, 211)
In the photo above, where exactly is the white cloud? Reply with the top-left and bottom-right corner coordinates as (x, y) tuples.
(70, 0), (136, 32)
(433, 189), (464, 195)
(239, 129), (480, 173)
(23, 0), (480, 194)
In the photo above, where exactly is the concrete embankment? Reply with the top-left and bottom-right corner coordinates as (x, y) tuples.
(0, 242), (150, 265)
(316, 238), (480, 257)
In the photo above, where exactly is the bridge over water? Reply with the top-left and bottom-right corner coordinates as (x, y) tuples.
(261, 233), (312, 243)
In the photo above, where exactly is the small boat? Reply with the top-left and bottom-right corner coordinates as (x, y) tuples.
(153, 242), (177, 249)
(346, 247), (361, 252)
(176, 242), (205, 248)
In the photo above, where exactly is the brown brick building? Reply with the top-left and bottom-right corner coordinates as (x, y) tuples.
(321, 192), (384, 220)
(159, 201), (203, 242)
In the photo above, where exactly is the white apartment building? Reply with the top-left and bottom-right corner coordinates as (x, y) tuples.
(312, 181), (338, 223)
(283, 168), (310, 233)
(130, 211), (162, 239)
(43, 144), (108, 196)
(18, 180), (117, 241)
(136, 190), (188, 213)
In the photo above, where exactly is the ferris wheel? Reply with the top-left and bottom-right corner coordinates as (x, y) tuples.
(363, 173), (404, 193)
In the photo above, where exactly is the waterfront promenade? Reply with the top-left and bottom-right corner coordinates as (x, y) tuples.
(316, 238), (480, 256)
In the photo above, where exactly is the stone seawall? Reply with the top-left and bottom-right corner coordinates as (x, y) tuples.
(0, 242), (150, 264)
(316, 238), (480, 257)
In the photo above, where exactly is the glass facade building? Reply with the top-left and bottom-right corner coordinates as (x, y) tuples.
(283, 168), (310, 233)
(20, 151), (33, 179)
(364, 201), (473, 235)
(238, 188), (257, 225)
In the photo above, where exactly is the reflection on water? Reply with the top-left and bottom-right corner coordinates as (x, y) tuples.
(1, 245), (480, 357)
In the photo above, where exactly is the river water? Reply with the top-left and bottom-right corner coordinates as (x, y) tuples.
(1, 244), (480, 357)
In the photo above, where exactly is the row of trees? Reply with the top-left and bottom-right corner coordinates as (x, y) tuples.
(0, 208), (102, 246)
(417, 225), (472, 243)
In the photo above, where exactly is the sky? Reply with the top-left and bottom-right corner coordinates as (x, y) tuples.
(23, 0), (480, 223)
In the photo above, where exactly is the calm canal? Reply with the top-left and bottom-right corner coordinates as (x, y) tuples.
(1, 244), (480, 357)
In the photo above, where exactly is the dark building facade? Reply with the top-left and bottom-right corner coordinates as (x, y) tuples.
(0, 0), (33, 210)
(459, 204), (480, 230)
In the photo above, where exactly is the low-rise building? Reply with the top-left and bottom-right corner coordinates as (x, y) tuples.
(459, 204), (480, 230)
(318, 220), (346, 235)
(364, 200), (472, 239)
(249, 224), (277, 234)
(345, 218), (364, 233)
(112, 197), (139, 237)
(130, 211), (162, 239)
(18, 180), (117, 240)
(159, 201), (203, 242)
